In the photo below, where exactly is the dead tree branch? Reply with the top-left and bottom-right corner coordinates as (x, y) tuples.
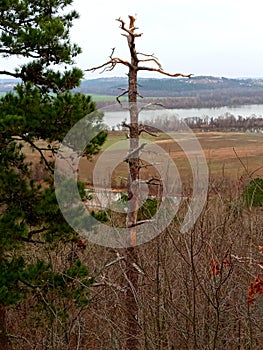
(121, 121), (132, 130)
(86, 58), (131, 74)
(138, 58), (163, 69)
(138, 65), (193, 78)
(116, 89), (129, 104)
(116, 17), (142, 37)
(124, 143), (147, 162)
(110, 47), (115, 58)
(139, 124), (159, 136)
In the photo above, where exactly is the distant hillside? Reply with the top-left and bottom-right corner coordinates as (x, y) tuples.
(74, 76), (263, 108)
(0, 78), (20, 92)
(73, 76), (263, 97)
(2, 76), (263, 108)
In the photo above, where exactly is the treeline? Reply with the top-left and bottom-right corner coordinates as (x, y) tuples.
(186, 113), (263, 132)
(145, 113), (263, 132)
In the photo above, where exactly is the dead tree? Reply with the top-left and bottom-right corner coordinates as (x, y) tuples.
(86, 15), (191, 350)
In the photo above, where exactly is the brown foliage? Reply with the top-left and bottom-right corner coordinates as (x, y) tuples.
(4, 179), (263, 349)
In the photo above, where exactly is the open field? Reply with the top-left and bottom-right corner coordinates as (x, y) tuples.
(90, 94), (127, 102)
(78, 131), (263, 190)
(21, 131), (263, 192)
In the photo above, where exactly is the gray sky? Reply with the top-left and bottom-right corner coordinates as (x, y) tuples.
(1, 0), (262, 79)
(71, 0), (263, 79)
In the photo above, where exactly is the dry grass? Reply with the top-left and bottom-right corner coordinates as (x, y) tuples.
(78, 131), (263, 189)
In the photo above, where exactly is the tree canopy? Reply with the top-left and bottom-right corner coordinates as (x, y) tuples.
(0, 0), (83, 92)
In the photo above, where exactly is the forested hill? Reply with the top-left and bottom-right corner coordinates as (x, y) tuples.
(73, 76), (263, 108)
(74, 76), (263, 97)
(2, 76), (263, 108)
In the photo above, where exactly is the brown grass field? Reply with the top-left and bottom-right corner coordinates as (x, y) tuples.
(78, 131), (263, 190)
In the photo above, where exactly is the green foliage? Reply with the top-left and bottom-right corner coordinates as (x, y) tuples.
(0, 83), (103, 142)
(243, 178), (263, 207)
(0, 0), (107, 329)
(119, 193), (128, 202)
(0, 0), (82, 92)
(0, 257), (25, 305)
(91, 210), (110, 223)
(88, 197), (159, 226)
(20, 259), (93, 308)
(138, 198), (158, 220)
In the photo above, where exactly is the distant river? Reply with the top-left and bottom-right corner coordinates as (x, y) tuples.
(103, 104), (263, 128)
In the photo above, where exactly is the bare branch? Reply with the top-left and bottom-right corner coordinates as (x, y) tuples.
(146, 177), (162, 185)
(16, 136), (54, 172)
(7, 334), (32, 346)
(86, 58), (131, 73)
(105, 255), (125, 268)
(116, 17), (128, 31)
(138, 102), (164, 114)
(132, 262), (145, 275)
(93, 280), (126, 292)
(233, 147), (250, 176)
(128, 219), (154, 228)
(124, 142), (147, 162)
(28, 226), (48, 240)
(139, 129), (157, 137)
(139, 124), (159, 137)
(137, 52), (157, 58)
(231, 254), (259, 265)
(0, 70), (20, 79)
(139, 122), (161, 136)
(121, 121), (131, 129)
(138, 58), (163, 70)
(116, 89), (128, 104)
(138, 65), (193, 78)
(110, 47), (115, 59)
(116, 17), (142, 37)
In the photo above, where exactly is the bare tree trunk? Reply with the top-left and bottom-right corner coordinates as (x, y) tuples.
(86, 15), (190, 350)
(125, 41), (140, 350)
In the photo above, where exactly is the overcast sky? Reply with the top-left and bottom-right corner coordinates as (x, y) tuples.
(1, 0), (262, 80)
(70, 0), (263, 79)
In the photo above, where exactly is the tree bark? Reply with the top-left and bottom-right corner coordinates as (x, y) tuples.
(125, 29), (140, 349)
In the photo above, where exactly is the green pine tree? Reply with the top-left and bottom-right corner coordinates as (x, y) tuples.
(0, 1), (107, 347)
